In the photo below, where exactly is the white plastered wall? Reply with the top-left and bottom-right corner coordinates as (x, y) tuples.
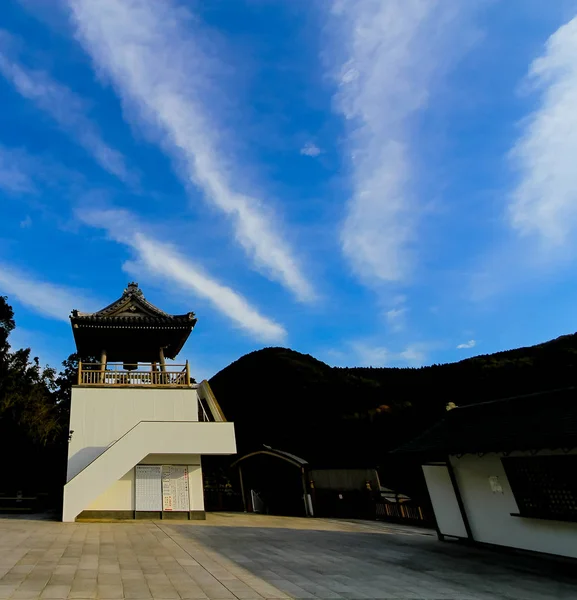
(85, 469), (135, 511)
(450, 450), (577, 559)
(67, 387), (199, 481)
(85, 455), (205, 512)
(422, 464), (468, 538)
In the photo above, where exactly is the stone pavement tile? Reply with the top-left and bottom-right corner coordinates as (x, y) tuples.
(0, 585), (17, 599)
(120, 570), (145, 581)
(146, 583), (180, 599)
(96, 583), (124, 599)
(46, 575), (75, 586)
(9, 566), (35, 576)
(177, 591), (210, 600)
(39, 584), (71, 598)
(232, 591), (265, 600)
(97, 573), (123, 585)
(122, 582), (152, 599)
(11, 590), (43, 599)
(68, 579), (97, 598)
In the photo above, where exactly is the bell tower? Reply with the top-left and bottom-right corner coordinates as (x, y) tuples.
(63, 283), (236, 522)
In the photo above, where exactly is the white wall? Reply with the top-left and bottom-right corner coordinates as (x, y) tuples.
(85, 457), (205, 512)
(67, 387), (199, 480)
(86, 469), (134, 511)
(450, 451), (577, 559)
(422, 464), (468, 538)
(140, 454), (200, 465)
(64, 421), (235, 520)
(188, 464), (205, 511)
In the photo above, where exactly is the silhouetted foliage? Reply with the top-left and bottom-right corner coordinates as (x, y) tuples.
(0, 296), (75, 504)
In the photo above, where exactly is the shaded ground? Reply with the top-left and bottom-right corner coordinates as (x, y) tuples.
(0, 513), (575, 599)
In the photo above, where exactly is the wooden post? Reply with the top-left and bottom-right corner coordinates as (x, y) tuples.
(159, 347), (166, 385)
(186, 360), (191, 385)
(77, 360), (82, 385)
(238, 465), (247, 512)
(301, 467), (310, 517)
(100, 349), (107, 384)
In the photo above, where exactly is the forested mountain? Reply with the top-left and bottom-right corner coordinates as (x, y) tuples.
(210, 337), (577, 467)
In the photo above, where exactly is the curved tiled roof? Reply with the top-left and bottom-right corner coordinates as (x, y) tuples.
(70, 282), (196, 325)
(393, 387), (577, 457)
(69, 283), (196, 360)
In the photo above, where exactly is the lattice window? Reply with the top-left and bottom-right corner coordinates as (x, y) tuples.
(502, 456), (577, 522)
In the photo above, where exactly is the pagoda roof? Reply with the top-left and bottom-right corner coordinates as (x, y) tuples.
(70, 283), (197, 361)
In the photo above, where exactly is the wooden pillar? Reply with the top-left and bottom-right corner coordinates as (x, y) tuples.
(159, 348), (166, 385)
(77, 360), (82, 385)
(301, 467), (311, 517)
(100, 349), (107, 384)
(238, 465), (247, 512)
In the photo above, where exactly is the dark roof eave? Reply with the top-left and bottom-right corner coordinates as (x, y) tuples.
(71, 315), (197, 326)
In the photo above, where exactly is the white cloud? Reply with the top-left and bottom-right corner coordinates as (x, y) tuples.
(78, 209), (287, 343)
(348, 340), (427, 367)
(457, 339), (476, 349)
(0, 263), (99, 321)
(508, 16), (577, 248)
(65, 0), (315, 303)
(0, 145), (35, 194)
(0, 32), (132, 184)
(328, 0), (468, 284)
(385, 306), (407, 332)
(300, 142), (322, 157)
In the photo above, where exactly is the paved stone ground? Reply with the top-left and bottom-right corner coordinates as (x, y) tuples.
(0, 513), (576, 599)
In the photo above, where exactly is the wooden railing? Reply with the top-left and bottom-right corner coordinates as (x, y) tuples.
(376, 501), (425, 522)
(78, 362), (191, 387)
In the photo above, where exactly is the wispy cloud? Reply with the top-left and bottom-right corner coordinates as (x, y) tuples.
(300, 142), (322, 157)
(0, 31), (132, 184)
(0, 263), (99, 321)
(457, 339), (476, 349)
(385, 306), (407, 332)
(508, 15), (577, 249)
(329, 0), (469, 285)
(0, 144), (35, 194)
(65, 0), (315, 303)
(328, 339), (427, 367)
(77, 209), (287, 343)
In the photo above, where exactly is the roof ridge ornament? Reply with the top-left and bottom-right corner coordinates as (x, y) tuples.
(124, 282), (143, 296)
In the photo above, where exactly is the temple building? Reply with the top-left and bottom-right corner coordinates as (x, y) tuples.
(62, 283), (236, 522)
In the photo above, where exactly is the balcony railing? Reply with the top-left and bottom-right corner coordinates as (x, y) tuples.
(78, 362), (191, 387)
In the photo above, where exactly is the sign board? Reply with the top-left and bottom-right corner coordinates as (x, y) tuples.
(135, 465), (162, 511)
(489, 476), (503, 494)
(161, 465), (190, 512)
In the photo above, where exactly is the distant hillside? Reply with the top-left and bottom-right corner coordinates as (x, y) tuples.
(209, 334), (577, 467)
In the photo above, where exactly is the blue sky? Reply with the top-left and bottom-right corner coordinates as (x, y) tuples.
(2, 0), (577, 379)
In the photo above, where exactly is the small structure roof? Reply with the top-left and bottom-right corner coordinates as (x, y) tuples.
(231, 445), (309, 468)
(393, 387), (577, 458)
(70, 282), (197, 362)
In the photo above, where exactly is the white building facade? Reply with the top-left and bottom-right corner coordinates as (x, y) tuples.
(62, 283), (236, 522)
(398, 390), (577, 559)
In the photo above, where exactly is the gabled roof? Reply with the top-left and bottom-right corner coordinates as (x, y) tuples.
(70, 282), (196, 325)
(393, 387), (577, 458)
(69, 283), (197, 361)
